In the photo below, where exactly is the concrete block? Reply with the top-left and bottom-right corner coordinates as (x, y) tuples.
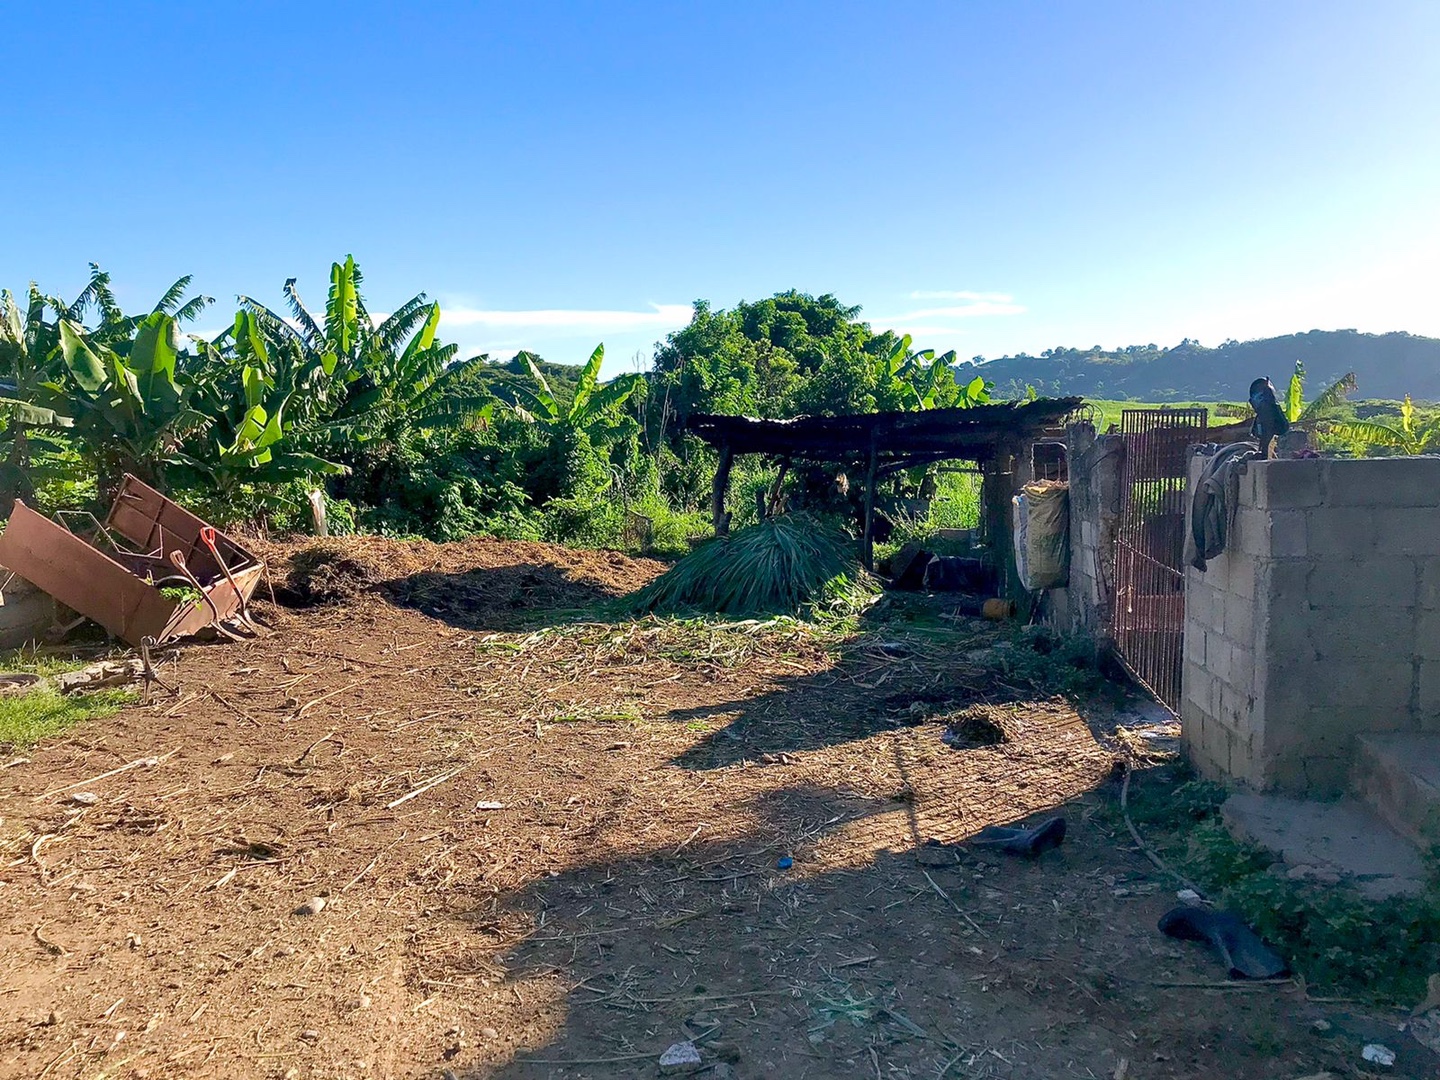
(1207, 635), (1233, 685)
(1302, 756), (1350, 797)
(1236, 507), (1270, 559)
(1420, 664), (1440, 725)
(1203, 552), (1231, 593)
(1421, 558), (1440, 610)
(1185, 580), (1214, 631)
(1418, 610), (1440, 661)
(1308, 557), (1417, 608)
(1374, 509), (1440, 558)
(1353, 733), (1440, 843)
(1183, 661), (1212, 714)
(1255, 459), (1325, 509)
(1201, 714), (1233, 775)
(1326, 457), (1440, 508)
(1219, 683), (1253, 730)
(1312, 660), (1416, 720)
(1305, 508), (1378, 558)
(1183, 625), (1206, 667)
(1223, 591), (1255, 649)
(1184, 717), (1225, 783)
(1230, 644), (1256, 692)
(1230, 555), (1258, 600)
(1269, 510), (1308, 559)
(1308, 606), (1421, 662)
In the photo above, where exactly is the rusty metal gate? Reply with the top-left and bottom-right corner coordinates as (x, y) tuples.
(1113, 408), (1207, 711)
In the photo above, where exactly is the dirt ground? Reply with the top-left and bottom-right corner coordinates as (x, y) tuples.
(0, 537), (1428, 1079)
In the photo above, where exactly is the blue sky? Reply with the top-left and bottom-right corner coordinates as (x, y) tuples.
(3, 1), (1438, 375)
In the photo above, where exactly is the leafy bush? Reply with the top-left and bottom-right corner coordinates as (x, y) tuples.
(630, 513), (874, 616)
(1121, 767), (1440, 1004)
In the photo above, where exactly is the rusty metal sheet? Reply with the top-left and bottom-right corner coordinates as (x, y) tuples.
(0, 475), (264, 647)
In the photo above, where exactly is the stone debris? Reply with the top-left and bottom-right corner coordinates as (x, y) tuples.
(659, 1040), (703, 1074)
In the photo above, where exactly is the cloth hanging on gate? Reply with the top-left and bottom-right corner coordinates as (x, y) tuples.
(1187, 442), (1261, 572)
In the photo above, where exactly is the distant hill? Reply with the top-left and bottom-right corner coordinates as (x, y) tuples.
(960, 330), (1440, 402)
(450, 354), (583, 410)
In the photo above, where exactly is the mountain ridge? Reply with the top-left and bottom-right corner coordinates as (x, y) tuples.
(958, 329), (1440, 402)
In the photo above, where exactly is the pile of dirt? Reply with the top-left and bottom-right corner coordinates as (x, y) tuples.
(263, 534), (669, 621)
(280, 541), (390, 605)
(941, 702), (1018, 748)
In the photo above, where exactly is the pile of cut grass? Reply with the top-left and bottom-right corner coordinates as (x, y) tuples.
(628, 514), (875, 618)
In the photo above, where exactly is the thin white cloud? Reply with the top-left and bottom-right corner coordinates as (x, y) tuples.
(908, 290), (1016, 302)
(875, 299), (1027, 326)
(894, 301), (1027, 319)
(439, 303), (692, 335)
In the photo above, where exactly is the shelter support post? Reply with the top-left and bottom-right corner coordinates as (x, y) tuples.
(712, 443), (734, 537)
(765, 455), (792, 518)
(982, 439), (1022, 599)
(862, 433), (879, 572)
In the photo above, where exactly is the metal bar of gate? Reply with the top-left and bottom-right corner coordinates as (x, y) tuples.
(1113, 408), (1207, 712)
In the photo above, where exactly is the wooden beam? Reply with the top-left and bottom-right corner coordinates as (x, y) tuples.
(862, 432), (879, 572)
(765, 456), (792, 518)
(712, 443), (734, 536)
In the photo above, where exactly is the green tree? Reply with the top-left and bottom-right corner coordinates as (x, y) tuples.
(1325, 395), (1440, 455)
(0, 268), (212, 507)
(49, 313), (209, 497)
(511, 344), (645, 501)
(1284, 360), (1357, 424)
(238, 256), (490, 447)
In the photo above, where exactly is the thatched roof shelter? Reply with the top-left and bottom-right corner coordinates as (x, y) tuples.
(686, 398), (1084, 571)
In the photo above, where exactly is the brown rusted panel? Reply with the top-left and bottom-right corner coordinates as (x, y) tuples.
(107, 475), (259, 582)
(0, 477), (264, 647)
(160, 564), (263, 640)
(0, 502), (180, 644)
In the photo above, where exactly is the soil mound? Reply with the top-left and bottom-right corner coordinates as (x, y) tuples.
(264, 534), (668, 619)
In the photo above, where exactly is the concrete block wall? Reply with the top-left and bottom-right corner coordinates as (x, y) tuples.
(1183, 456), (1440, 797)
(1044, 424), (1124, 638)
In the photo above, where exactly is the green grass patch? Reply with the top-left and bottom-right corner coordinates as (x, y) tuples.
(0, 649), (138, 749)
(0, 686), (135, 749)
(1118, 768), (1440, 1005)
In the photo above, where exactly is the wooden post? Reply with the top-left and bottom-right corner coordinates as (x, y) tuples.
(982, 439), (1022, 599)
(712, 443), (734, 536)
(862, 434), (879, 572)
(765, 456), (792, 517)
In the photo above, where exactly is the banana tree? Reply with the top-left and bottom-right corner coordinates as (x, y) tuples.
(512, 344), (646, 500)
(0, 287), (75, 506)
(514, 343), (644, 438)
(174, 311), (349, 498)
(1325, 395), (1440, 456)
(239, 256), (491, 445)
(1285, 360), (1357, 424)
(876, 335), (992, 410)
(47, 313), (210, 497)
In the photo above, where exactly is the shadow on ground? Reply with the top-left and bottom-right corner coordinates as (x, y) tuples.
(438, 772), (1402, 1080)
(382, 564), (630, 631)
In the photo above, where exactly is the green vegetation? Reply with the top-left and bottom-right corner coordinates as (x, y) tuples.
(5, 262), (1435, 559)
(0, 651), (136, 748)
(0, 686), (134, 748)
(630, 513), (877, 617)
(1324, 394), (1440, 455)
(1123, 769), (1440, 1004)
(0, 267), (1005, 553)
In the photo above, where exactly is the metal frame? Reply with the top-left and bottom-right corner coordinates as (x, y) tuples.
(1112, 408), (1207, 711)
